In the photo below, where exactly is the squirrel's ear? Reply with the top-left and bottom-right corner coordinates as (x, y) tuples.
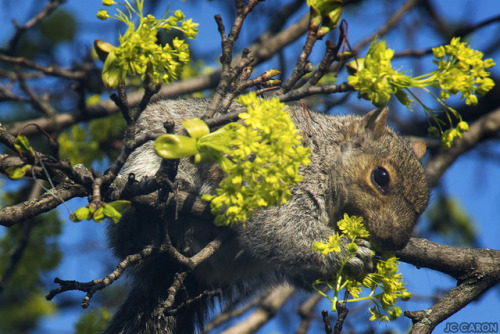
(362, 107), (388, 138)
(408, 138), (427, 159)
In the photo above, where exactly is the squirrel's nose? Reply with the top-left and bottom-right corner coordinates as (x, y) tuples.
(372, 234), (410, 251)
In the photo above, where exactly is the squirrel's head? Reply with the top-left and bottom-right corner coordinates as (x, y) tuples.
(334, 108), (429, 251)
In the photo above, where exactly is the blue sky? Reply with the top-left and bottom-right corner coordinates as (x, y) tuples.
(2, 0), (500, 333)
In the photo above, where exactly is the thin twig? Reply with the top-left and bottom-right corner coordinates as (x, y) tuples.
(17, 70), (58, 117)
(0, 54), (84, 80)
(321, 310), (333, 334)
(354, 0), (423, 52)
(205, 0), (263, 119)
(4, 0), (66, 54)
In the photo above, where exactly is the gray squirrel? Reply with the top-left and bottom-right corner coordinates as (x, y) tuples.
(105, 98), (429, 333)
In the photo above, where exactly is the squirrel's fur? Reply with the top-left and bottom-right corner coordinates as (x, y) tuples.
(105, 99), (429, 333)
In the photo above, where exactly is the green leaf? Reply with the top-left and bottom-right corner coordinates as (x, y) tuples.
(106, 200), (131, 213)
(92, 206), (106, 222)
(154, 134), (198, 159)
(5, 165), (32, 180)
(197, 122), (242, 153)
(70, 206), (92, 222)
(14, 135), (35, 157)
(102, 203), (122, 223)
(182, 118), (210, 139)
(102, 50), (124, 88)
(94, 39), (116, 62)
(308, 0), (343, 30)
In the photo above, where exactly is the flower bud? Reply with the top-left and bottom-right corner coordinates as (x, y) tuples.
(457, 121), (469, 133)
(97, 9), (109, 21)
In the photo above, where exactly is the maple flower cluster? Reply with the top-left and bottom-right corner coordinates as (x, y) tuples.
(347, 37), (495, 147)
(347, 39), (399, 107)
(202, 93), (311, 226)
(154, 93), (310, 227)
(312, 214), (410, 323)
(96, 0), (198, 88)
(432, 37), (495, 106)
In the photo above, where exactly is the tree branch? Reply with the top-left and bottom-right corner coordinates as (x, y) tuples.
(3, 0), (67, 55)
(0, 167), (90, 227)
(220, 285), (295, 334)
(0, 54), (84, 80)
(397, 238), (500, 333)
(354, 0), (423, 51)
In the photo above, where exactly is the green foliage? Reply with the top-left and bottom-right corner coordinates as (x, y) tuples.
(74, 307), (112, 334)
(347, 38), (495, 147)
(432, 37), (495, 105)
(204, 93), (310, 226)
(0, 186), (63, 333)
(5, 164), (32, 180)
(58, 112), (126, 166)
(14, 135), (35, 159)
(5, 135), (36, 180)
(95, 0), (198, 88)
(426, 195), (477, 246)
(313, 214), (410, 323)
(70, 200), (131, 223)
(155, 117), (227, 163)
(307, 0), (343, 38)
(347, 39), (398, 107)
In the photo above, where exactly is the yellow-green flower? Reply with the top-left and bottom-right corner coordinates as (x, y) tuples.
(432, 37), (495, 106)
(96, 0), (198, 88)
(312, 214), (410, 323)
(312, 234), (342, 255)
(97, 9), (109, 21)
(203, 93), (311, 226)
(337, 213), (369, 240)
(457, 121), (469, 132)
(348, 37), (494, 148)
(347, 39), (411, 107)
(441, 121), (470, 148)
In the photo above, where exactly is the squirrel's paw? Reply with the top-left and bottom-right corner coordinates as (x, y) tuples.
(345, 239), (374, 278)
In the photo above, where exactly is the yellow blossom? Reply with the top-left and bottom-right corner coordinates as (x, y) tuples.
(204, 93), (311, 226)
(96, 0), (198, 88)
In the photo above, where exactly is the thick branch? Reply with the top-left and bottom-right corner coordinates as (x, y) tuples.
(203, 288), (272, 333)
(220, 285), (295, 334)
(397, 238), (500, 333)
(0, 181), (88, 227)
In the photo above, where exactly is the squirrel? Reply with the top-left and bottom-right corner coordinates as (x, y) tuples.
(104, 98), (429, 334)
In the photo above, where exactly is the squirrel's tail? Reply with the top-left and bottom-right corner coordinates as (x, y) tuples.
(103, 276), (204, 334)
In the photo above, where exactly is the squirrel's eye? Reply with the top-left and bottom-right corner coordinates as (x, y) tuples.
(371, 166), (390, 193)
